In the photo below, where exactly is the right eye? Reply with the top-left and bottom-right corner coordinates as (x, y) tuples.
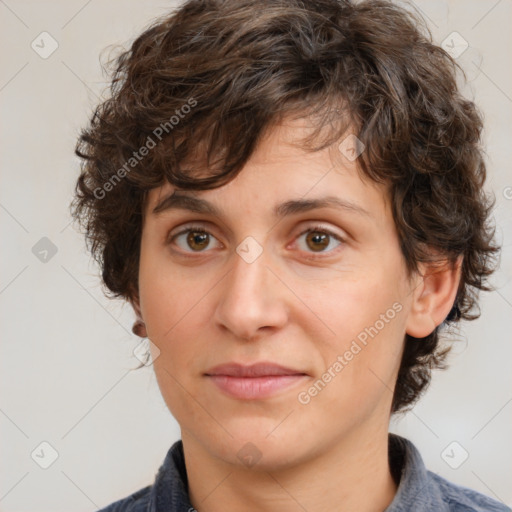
(169, 226), (223, 253)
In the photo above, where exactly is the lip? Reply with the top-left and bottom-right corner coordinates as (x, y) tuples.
(204, 362), (308, 400)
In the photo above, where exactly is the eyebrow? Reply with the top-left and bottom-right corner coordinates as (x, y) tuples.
(152, 191), (371, 219)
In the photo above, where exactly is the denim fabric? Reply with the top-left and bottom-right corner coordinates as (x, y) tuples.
(97, 434), (510, 512)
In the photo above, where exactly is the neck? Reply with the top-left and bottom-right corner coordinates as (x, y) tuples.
(183, 423), (397, 512)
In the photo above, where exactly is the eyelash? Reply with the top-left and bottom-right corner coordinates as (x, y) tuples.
(167, 224), (345, 259)
(294, 225), (345, 258)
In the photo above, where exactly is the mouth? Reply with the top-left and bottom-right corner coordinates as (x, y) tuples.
(204, 362), (309, 400)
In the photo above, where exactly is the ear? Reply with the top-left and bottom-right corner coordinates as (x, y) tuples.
(129, 293), (148, 338)
(405, 256), (463, 338)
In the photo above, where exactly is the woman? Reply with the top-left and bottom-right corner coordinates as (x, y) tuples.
(72, 0), (505, 510)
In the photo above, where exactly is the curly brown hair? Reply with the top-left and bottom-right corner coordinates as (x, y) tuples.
(72, 0), (499, 413)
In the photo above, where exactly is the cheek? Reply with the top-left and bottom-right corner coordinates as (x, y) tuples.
(141, 274), (208, 362)
(306, 266), (404, 340)
(139, 239), (199, 338)
(306, 260), (408, 392)
(138, 246), (216, 382)
(139, 258), (210, 421)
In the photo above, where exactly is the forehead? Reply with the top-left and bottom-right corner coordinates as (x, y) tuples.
(145, 117), (389, 218)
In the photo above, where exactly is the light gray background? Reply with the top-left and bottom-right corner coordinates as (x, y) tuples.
(1, 1), (511, 511)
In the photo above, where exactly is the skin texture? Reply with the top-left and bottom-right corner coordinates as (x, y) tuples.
(134, 117), (461, 512)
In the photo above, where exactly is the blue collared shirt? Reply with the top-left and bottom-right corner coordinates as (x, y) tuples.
(97, 434), (510, 511)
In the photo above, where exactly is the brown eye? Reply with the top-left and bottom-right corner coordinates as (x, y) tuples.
(170, 227), (221, 253)
(305, 231), (330, 252)
(296, 227), (343, 255)
(186, 230), (210, 251)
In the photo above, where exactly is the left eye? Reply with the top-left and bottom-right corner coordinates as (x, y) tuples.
(295, 227), (343, 254)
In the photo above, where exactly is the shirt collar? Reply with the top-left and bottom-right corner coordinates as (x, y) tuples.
(147, 434), (447, 512)
(148, 439), (192, 512)
(385, 433), (449, 511)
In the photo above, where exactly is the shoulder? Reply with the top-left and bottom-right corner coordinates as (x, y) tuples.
(428, 471), (511, 512)
(387, 434), (510, 512)
(96, 484), (152, 512)
(95, 439), (192, 512)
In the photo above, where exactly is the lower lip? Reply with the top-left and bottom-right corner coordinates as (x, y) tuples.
(207, 375), (307, 400)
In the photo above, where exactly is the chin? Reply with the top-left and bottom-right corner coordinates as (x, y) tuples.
(199, 420), (309, 471)
(222, 438), (304, 471)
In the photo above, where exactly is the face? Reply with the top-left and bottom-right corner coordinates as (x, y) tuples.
(138, 117), (417, 470)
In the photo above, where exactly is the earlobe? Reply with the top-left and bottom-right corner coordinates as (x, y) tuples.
(405, 256), (463, 338)
(129, 294), (148, 338)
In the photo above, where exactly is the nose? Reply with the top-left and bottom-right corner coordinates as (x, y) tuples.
(213, 245), (289, 341)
